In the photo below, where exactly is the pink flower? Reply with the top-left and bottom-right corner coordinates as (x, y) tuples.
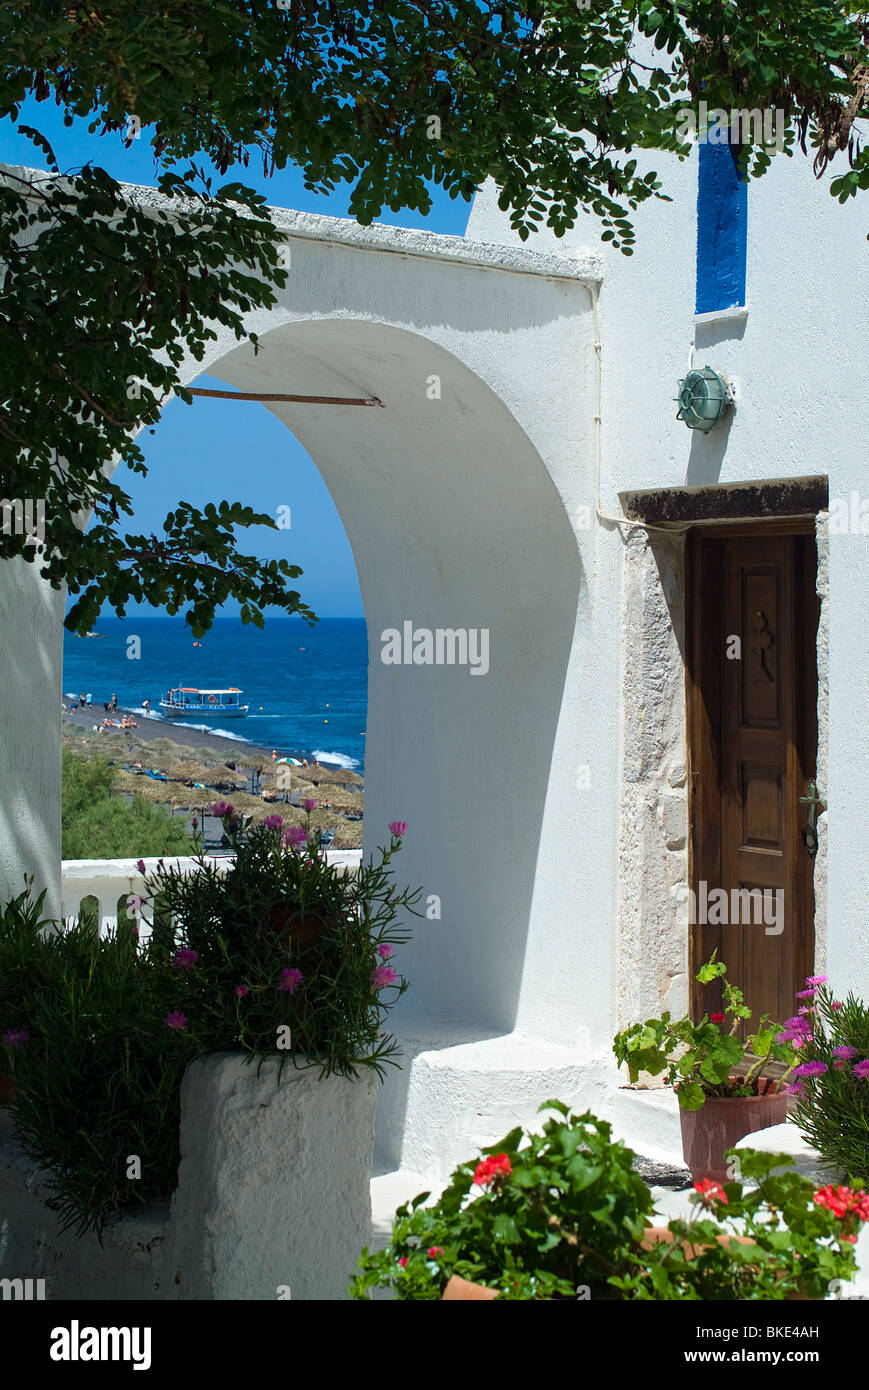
(278, 967), (303, 994)
(853, 1059), (869, 1080)
(833, 1045), (858, 1059)
(834, 1060), (847, 1071)
(191, 817), (199, 831)
(208, 801), (235, 818)
(805, 975), (828, 986)
(303, 799), (317, 812)
(164, 1011), (187, 1031)
(234, 985), (249, 998)
(398, 1257), (408, 1269)
(832, 1000), (844, 1012)
(377, 943), (394, 959)
(792, 1060), (828, 1078)
(171, 948), (199, 970)
(282, 826), (308, 848)
(263, 814), (284, 830)
(784, 1081), (806, 1098)
(795, 989), (817, 1000)
(427, 1247), (444, 1258)
(371, 965), (399, 990)
(388, 821), (407, 837)
(136, 859), (147, 875)
(3, 1028), (29, 1050)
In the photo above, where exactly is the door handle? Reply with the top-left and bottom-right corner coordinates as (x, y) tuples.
(799, 780), (824, 856)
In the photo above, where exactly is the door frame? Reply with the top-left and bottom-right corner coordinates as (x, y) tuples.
(685, 516), (821, 1019)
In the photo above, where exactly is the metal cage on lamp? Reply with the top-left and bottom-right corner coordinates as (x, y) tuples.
(675, 365), (733, 432)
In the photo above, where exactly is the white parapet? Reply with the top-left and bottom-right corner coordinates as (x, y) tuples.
(60, 852), (362, 937)
(164, 1053), (377, 1300)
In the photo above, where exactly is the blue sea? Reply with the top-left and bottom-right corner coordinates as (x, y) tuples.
(62, 616), (368, 770)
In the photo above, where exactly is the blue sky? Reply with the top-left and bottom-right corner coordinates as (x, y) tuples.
(2, 100), (473, 619)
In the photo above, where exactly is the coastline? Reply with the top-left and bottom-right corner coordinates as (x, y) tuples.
(62, 703), (318, 768)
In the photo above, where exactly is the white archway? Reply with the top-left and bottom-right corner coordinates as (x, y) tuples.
(195, 317), (580, 1032)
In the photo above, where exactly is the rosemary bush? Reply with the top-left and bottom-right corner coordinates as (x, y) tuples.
(788, 978), (869, 1182)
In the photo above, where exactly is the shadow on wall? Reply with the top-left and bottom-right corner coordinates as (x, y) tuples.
(0, 556), (63, 920)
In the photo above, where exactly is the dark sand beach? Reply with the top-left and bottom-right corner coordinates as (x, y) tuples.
(62, 702), (309, 766)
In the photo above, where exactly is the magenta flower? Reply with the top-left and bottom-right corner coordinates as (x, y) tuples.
(282, 826), (308, 848)
(388, 820), (407, 837)
(792, 1060), (828, 1078)
(784, 1081), (806, 1099)
(172, 948), (199, 970)
(136, 859), (147, 875)
(833, 1045), (858, 1059)
(278, 967), (303, 994)
(371, 965), (399, 990)
(795, 989), (817, 1000)
(853, 1059), (869, 1080)
(3, 1028), (29, 1050)
(208, 801), (235, 818)
(234, 984), (249, 998)
(378, 943), (394, 960)
(263, 814), (284, 830)
(832, 1000), (844, 1012)
(303, 798), (317, 812)
(164, 1011), (187, 1031)
(191, 816), (199, 832)
(805, 975), (828, 986)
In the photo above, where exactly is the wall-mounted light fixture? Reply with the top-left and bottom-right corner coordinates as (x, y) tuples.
(675, 365), (734, 432)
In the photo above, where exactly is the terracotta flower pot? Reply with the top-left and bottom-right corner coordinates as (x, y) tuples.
(441, 1274), (499, 1301)
(679, 1078), (788, 1184)
(267, 903), (334, 950)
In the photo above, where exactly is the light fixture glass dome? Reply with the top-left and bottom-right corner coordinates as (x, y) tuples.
(675, 365), (731, 432)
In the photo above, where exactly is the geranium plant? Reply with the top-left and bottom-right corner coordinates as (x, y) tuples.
(351, 1103), (866, 1301)
(352, 1102), (656, 1301)
(139, 806), (421, 1078)
(784, 975), (869, 1183)
(612, 953), (799, 1110)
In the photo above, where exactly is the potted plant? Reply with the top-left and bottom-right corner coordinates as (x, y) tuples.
(352, 1102), (866, 1300)
(784, 974), (869, 1184)
(139, 806), (421, 1077)
(612, 954), (799, 1182)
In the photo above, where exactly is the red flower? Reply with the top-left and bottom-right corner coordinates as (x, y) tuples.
(398, 1256), (408, 1268)
(427, 1247), (444, 1258)
(473, 1153), (512, 1187)
(709, 1012), (725, 1024)
(814, 1185), (869, 1224)
(694, 1178), (728, 1206)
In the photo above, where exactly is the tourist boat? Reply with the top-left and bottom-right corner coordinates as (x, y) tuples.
(159, 687), (249, 719)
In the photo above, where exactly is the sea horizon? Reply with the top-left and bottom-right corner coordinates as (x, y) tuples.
(62, 614), (369, 771)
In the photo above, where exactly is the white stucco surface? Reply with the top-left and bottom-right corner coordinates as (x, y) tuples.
(0, 1053), (376, 1300)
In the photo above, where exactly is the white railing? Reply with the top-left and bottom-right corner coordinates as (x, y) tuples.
(61, 851), (363, 936)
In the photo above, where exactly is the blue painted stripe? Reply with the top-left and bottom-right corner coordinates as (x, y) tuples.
(696, 142), (748, 313)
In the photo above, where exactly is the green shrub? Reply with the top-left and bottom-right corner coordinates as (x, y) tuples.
(62, 746), (190, 859)
(1, 897), (190, 1236)
(143, 807), (420, 1078)
(352, 1103), (865, 1301)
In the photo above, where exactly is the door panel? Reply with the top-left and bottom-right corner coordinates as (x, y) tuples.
(688, 527), (819, 1027)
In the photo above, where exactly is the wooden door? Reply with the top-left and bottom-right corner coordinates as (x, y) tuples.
(688, 525), (820, 1026)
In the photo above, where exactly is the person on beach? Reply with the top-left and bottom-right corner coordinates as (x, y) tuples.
(271, 749), (277, 762)
(111, 693), (118, 711)
(80, 692), (87, 707)
(143, 699), (151, 717)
